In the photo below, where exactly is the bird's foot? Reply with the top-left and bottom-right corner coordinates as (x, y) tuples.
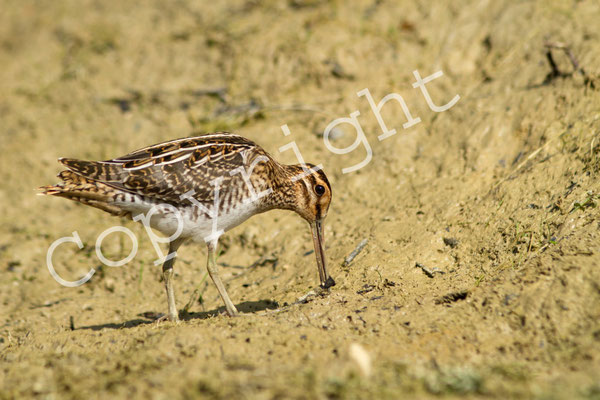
(155, 312), (180, 323)
(225, 306), (239, 317)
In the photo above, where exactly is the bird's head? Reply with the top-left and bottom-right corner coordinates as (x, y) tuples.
(287, 164), (335, 289)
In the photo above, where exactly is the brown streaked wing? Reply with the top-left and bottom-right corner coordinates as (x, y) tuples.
(60, 134), (267, 204)
(111, 132), (253, 162)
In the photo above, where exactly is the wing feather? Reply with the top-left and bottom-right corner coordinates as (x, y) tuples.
(59, 134), (270, 204)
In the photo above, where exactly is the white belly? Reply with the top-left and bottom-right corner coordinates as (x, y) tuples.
(115, 195), (261, 243)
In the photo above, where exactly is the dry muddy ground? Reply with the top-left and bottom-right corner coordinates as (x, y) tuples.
(1, 1), (600, 399)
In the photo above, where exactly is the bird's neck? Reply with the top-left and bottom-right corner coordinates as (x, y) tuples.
(261, 163), (306, 213)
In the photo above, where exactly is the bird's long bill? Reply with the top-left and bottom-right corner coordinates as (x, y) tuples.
(311, 220), (335, 289)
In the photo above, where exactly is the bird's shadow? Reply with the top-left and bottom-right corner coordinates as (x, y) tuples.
(76, 299), (280, 331)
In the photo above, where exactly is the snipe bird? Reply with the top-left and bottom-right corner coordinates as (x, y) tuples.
(40, 133), (334, 321)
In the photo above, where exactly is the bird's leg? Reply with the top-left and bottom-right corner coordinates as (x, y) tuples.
(206, 240), (238, 316)
(162, 239), (184, 322)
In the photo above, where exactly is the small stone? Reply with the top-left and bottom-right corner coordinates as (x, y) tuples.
(349, 343), (372, 377)
(443, 237), (459, 248)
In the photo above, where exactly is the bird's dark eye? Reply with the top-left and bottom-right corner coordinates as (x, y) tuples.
(315, 184), (325, 196)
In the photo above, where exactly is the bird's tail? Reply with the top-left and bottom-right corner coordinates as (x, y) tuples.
(38, 170), (129, 217)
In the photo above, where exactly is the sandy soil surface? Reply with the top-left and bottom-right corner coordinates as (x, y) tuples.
(1, 1), (600, 398)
